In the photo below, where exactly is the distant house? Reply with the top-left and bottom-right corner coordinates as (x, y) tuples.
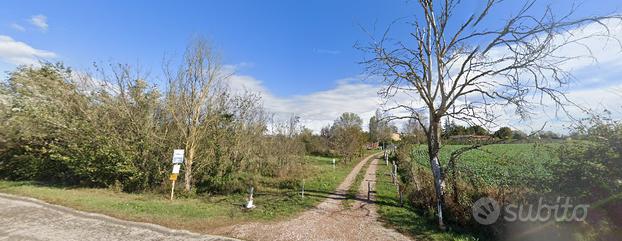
(449, 135), (492, 142)
(366, 142), (380, 150)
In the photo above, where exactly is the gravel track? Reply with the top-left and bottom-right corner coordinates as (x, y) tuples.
(213, 154), (412, 241)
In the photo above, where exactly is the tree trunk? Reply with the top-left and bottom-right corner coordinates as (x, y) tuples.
(184, 144), (194, 191)
(428, 118), (446, 230)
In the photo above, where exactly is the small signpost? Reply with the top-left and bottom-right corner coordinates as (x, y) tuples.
(332, 158), (336, 170)
(170, 149), (184, 200)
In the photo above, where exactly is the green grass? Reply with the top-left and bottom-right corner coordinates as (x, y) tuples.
(0, 154), (362, 233)
(342, 156), (371, 208)
(374, 163), (480, 241)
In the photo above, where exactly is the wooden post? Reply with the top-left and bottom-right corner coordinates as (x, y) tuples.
(170, 180), (175, 200)
(367, 181), (371, 201)
(391, 162), (395, 184)
(394, 163), (398, 184)
(398, 184), (403, 206)
(301, 179), (305, 198)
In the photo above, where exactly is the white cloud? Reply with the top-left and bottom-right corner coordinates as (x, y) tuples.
(30, 15), (48, 31)
(10, 23), (25, 32)
(226, 70), (384, 133)
(0, 35), (56, 65)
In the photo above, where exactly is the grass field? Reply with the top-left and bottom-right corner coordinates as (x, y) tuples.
(374, 162), (479, 241)
(0, 154), (368, 233)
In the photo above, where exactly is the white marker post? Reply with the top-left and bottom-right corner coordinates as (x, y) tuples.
(301, 179), (305, 198)
(332, 158), (336, 170)
(367, 181), (371, 201)
(170, 149), (184, 200)
(246, 186), (255, 209)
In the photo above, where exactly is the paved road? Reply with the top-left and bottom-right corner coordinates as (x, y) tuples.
(213, 154), (412, 241)
(0, 193), (238, 241)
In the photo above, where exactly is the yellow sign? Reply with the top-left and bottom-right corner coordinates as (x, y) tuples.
(169, 174), (178, 181)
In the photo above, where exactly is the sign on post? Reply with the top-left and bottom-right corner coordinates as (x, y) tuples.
(172, 149), (184, 164)
(172, 164), (181, 174)
(170, 149), (184, 200)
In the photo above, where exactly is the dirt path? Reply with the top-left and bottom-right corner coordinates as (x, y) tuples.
(0, 193), (237, 241)
(214, 154), (412, 241)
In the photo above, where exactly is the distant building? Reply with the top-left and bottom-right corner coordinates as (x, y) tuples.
(366, 142), (380, 150)
(391, 133), (401, 141)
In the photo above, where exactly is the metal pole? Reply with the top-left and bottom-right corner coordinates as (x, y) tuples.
(301, 179), (305, 198)
(170, 180), (175, 200)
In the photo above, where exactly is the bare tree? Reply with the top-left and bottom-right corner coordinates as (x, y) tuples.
(361, 0), (621, 229)
(165, 38), (229, 191)
(369, 109), (396, 145)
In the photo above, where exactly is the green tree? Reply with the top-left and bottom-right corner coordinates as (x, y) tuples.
(330, 113), (365, 163)
(164, 38), (229, 191)
(494, 127), (513, 139)
(466, 125), (488, 136)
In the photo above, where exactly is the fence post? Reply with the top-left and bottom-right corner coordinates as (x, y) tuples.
(391, 161), (396, 184)
(367, 181), (371, 201)
(394, 163), (398, 184)
(398, 184), (403, 206)
(301, 179), (305, 198)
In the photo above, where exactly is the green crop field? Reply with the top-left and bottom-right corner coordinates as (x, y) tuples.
(375, 142), (574, 240)
(410, 143), (562, 188)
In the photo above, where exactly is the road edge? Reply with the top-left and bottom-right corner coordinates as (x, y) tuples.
(0, 192), (241, 241)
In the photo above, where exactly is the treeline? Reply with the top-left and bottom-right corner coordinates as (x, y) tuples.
(0, 40), (308, 193)
(442, 120), (566, 141)
(0, 40), (384, 194)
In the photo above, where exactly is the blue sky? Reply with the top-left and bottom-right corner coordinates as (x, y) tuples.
(1, 0), (622, 132)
